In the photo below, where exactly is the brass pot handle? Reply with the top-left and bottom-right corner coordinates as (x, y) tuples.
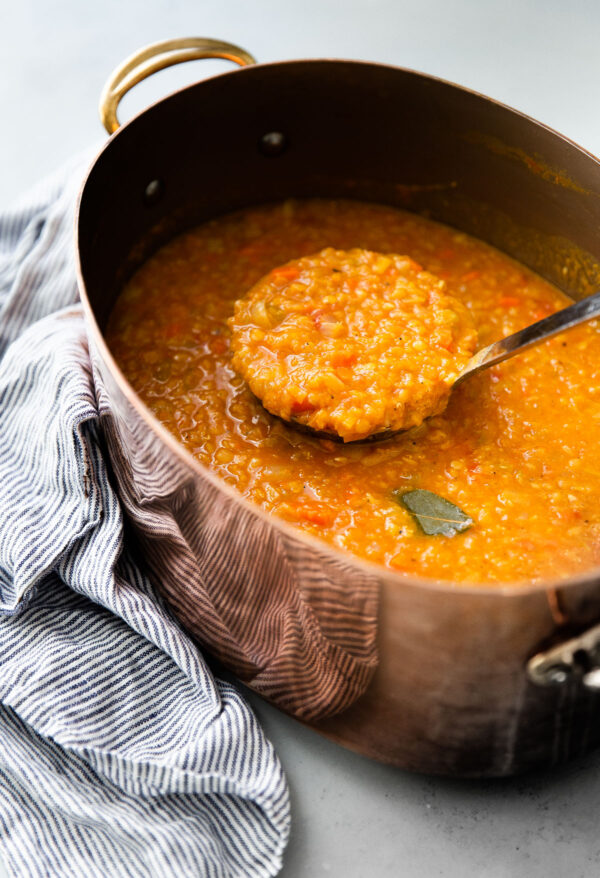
(99, 37), (256, 134)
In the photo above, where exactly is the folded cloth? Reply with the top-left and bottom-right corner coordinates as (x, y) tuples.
(0, 159), (290, 877)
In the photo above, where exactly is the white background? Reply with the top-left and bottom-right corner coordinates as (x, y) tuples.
(2, 1), (600, 875)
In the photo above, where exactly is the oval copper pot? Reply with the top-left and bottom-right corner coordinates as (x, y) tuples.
(76, 38), (600, 777)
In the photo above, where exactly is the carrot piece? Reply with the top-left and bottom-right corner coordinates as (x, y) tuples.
(331, 350), (357, 367)
(461, 270), (481, 282)
(271, 266), (300, 281)
(499, 296), (520, 308)
(297, 506), (334, 527)
(389, 555), (407, 571)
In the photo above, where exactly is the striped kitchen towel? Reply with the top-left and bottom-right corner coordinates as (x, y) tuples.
(0, 158), (290, 876)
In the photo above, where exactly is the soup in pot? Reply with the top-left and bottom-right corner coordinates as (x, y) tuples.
(106, 199), (600, 585)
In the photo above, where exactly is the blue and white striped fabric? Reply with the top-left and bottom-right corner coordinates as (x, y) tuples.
(0, 157), (290, 877)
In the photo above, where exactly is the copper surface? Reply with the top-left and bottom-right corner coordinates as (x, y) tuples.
(77, 49), (600, 776)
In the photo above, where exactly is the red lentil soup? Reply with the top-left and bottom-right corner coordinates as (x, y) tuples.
(229, 247), (478, 441)
(106, 199), (600, 585)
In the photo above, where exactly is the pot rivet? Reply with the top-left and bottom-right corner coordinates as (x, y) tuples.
(144, 179), (164, 205)
(544, 663), (572, 685)
(258, 131), (288, 157)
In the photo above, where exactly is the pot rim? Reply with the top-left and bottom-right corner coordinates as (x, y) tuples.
(75, 55), (600, 600)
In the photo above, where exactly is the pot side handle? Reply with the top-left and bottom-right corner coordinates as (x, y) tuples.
(99, 37), (256, 134)
(527, 621), (600, 689)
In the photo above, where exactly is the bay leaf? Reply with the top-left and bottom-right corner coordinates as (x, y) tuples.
(393, 488), (473, 536)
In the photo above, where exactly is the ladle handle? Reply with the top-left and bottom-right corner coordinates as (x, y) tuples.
(455, 290), (600, 385)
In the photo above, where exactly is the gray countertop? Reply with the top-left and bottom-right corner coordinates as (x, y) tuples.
(3, 1), (600, 875)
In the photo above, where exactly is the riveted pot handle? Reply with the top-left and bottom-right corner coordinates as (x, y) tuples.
(99, 37), (256, 134)
(527, 621), (600, 689)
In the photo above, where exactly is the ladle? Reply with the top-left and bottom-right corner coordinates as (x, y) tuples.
(291, 290), (600, 443)
(452, 289), (600, 389)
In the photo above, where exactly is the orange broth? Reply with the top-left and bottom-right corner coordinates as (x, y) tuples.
(106, 199), (600, 585)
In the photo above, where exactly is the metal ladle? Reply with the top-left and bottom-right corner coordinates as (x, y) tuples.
(290, 290), (600, 443)
(451, 289), (600, 389)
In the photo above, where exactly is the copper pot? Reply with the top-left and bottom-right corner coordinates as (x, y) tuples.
(76, 38), (600, 777)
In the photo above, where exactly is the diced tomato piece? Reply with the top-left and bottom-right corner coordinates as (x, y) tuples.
(291, 399), (315, 414)
(461, 270), (481, 283)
